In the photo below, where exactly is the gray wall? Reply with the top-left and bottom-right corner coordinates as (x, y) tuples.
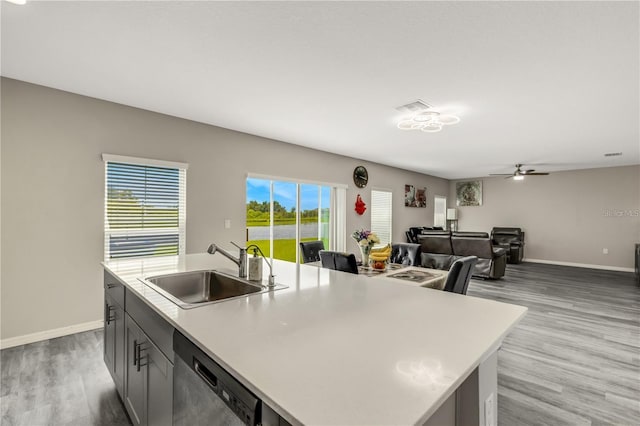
(1, 78), (448, 339)
(449, 166), (640, 269)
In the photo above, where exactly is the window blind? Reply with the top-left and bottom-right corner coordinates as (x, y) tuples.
(104, 159), (186, 259)
(434, 196), (447, 228)
(371, 190), (392, 245)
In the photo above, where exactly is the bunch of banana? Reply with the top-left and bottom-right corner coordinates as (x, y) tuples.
(370, 243), (391, 261)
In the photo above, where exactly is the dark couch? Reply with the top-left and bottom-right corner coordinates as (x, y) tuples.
(406, 226), (445, 244)
(416, 230), (454, 270)
(417, 230), (507, 279)
(491, 227), (525, 264)
(451, 232), (507, 279)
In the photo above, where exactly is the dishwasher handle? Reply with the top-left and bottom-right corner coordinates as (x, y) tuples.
(194, 358), (219, 392)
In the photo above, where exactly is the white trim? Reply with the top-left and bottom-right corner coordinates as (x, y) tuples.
(524, 258), (634, 273)
(248, 172), (348, 189)
(370, 186), (393, 192)
(334, 187), (347, 251)
(0, 320), (104, 349)
(102, 153), (189, 170)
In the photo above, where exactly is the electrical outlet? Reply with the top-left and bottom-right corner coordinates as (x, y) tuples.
(603, 248), (609, 255)
(224, 219), (231, 229)
(485, 393), (495, 426)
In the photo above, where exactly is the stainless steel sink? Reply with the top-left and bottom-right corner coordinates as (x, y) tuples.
(140, 270), (277, 309)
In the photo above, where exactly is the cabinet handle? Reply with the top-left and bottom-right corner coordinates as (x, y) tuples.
(107, 283), (117, 289)
(135, 342), (147, 372)
(133, 339), (138, 366)
(105, 304), (115, 325)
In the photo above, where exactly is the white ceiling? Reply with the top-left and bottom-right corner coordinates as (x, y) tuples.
(2, 1), (638, 179)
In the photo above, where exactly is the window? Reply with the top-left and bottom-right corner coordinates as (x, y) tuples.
(434, 196), (447, 229)
(246, 175), (346, 263)
(371, 189), (392, 245)
(103, 154), (187, 259)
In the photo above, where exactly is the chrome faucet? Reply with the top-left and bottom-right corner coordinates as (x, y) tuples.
(246, 244), (276, 289)
(207, 242), (247, 278)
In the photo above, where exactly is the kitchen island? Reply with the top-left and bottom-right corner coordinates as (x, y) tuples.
(103, 253), (526, 425)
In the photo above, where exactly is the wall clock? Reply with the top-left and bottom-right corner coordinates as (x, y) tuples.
(353, 166), (368, 188)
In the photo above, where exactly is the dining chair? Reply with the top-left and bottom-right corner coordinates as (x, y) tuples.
(319, 250), (335, 269)
(333, 252), (359, 274)
(300, 240), (325, 263)
(318, 250), (359, 274)
(443, 256), (477, 295)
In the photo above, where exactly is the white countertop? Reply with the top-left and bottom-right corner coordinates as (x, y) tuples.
(103, 253), (527, 425)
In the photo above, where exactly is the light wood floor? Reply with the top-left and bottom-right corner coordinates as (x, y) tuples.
(467, 263), (640, 425)
(1, 262), (638, 425)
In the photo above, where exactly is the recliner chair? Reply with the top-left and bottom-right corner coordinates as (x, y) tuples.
(417, 231), (455, 270)
(491, 227), (525, 264)
(451, 235), (507, 279)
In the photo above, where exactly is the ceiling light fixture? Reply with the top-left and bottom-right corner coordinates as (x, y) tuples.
(4, 0), (27, 5)
(397, 106), (460, 133)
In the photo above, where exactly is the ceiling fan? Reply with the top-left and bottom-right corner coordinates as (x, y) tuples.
(490, 164), (549, 180)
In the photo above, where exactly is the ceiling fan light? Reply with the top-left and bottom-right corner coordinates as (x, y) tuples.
(396, 103), (459, 133)
(421, 123), (442, 133)
(413, 111), (439, 123)
(438, 115), (460, 125)
(513, 175), (525, 181)
(397, 120), (416, 130)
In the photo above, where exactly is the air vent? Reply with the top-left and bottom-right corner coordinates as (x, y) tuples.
(396, 99), (431, 113)
(604, 152), (623, 157)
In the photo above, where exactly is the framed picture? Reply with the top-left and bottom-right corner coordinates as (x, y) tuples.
(405, 185), (426, 208)
(456, 180), (483, 206)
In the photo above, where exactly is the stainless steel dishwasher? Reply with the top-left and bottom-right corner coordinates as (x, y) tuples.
(173, 330), (262, 426)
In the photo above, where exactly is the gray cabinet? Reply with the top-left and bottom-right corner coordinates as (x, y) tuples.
(104, 269), (174, 426)
(104, 272), (126, 397)
(125, 314), (147, 426)
(124, 313), (173, 426)
(147, 339), (173, 426)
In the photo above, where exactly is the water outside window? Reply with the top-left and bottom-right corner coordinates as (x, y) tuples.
(272, 181), (297, 261)
(246, 177), (332, 263)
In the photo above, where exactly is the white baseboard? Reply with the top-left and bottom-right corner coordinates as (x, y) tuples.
(0, 319), (104, 350)
(523, 258), (635, 273)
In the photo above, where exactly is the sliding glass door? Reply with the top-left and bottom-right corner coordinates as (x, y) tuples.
(272, 181), (297, 261)
(246, 177), (341, 263)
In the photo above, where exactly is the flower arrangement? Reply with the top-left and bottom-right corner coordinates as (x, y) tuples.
(352, 229), (380, 247)
(352, 229), (380, 264)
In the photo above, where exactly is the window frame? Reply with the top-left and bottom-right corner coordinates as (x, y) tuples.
(370, 188), (393, 245)
(102, 154), (188, 260)
(434, 195), (447, 229)
(246, 173), (347, 263)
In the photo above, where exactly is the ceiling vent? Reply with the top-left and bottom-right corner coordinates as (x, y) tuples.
(604, 152), (623, 157)
(396, 99), (431, 113)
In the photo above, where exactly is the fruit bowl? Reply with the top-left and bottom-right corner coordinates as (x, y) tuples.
(369, 259), (388, 270)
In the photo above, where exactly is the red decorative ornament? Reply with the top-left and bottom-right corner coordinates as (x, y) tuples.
(355, 194), (367, 215)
